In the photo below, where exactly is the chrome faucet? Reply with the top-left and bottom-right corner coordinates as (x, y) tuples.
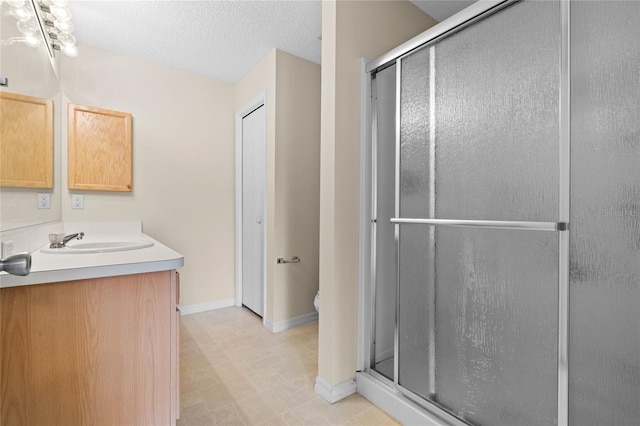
(49, 232), (85, 248)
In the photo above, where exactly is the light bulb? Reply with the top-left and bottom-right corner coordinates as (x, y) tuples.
(50, 5), (71, 21)
(12, 6), (33, 21)
(24, 34), (40, 47)
(54, 19), (74, 33)
(16, 19), (39, 36)
(50, 0), (69, 6)
(62, 44), (78, 57)
(7, 0), (26, 8)
(56, 32), (75, 46)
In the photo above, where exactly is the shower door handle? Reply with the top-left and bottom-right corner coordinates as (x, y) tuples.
(390, 218), (568, 232)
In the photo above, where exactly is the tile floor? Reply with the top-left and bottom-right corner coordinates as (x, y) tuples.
(178, 307), (400, 426)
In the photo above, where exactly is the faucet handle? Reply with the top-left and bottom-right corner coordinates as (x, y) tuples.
(49, 233), (64, 244)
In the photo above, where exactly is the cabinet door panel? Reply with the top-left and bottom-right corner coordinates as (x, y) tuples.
(1, 272), (173, 426)
(68, 103), (132, 191)
(0, 91), (53, 188)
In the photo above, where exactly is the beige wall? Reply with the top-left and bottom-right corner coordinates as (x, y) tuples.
(235, 49), (321, 324)
(273, 50), (321, 322)
(58, 44), (319, 320)
(61, 45), (236, 307)
(318, 0), (437, 385)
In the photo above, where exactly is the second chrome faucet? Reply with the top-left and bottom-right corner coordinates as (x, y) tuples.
(49, 232), (85, 249)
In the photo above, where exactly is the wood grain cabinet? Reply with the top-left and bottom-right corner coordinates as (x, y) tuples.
(0, 270), (180, 426)
(68, 103), (132, 191)
(0, 91), (53, 188)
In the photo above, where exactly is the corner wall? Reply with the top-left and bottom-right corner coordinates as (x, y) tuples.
(273, 50), (321, 323)
(59, 43), (320, 322)
(235, 49), (321, 326)
(318, 0), (437, 389)
(61, 45), (236, 307)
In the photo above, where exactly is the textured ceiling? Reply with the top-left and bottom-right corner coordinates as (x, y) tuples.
(70, 0), (322, 83)
(69, 0), (475, 83)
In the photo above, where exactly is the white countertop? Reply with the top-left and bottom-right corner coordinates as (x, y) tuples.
(0, 230), (184, 288)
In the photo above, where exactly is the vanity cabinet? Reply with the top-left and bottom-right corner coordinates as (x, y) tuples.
(0, 270), (180, 426)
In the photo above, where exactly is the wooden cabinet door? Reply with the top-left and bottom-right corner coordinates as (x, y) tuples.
(0, 91), (53, 188)
(0, 271), (175, 426)
(68, 103), (132, 191)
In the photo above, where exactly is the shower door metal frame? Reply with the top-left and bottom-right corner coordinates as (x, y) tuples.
(558, 1), (570, 424)
(363, 1), (571, 425)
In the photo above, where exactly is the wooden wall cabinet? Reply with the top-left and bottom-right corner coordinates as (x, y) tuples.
(0, 91), (53, 188)
(68, 103), (132, 191)
(1, 270), (180, 426)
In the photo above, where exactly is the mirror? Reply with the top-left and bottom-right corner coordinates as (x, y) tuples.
(0, 0), (62, 231)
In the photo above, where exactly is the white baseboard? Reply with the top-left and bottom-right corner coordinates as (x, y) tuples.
(375, 347), (394, 362)
(315, 376), (357, 404)
(264, 311), (318, 333)
(178, 298), (235, 315)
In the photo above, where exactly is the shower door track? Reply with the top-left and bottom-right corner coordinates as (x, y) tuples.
(366, 0), (519, 74)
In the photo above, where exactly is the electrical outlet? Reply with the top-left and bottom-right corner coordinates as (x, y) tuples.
(37, 193), (51, 209)
(1, 241), (14, 258)
(71, 194), (84, 209)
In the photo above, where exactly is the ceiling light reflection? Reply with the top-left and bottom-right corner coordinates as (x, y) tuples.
(7, 0), (79, 57)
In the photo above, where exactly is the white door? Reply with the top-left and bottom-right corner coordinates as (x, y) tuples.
(241, 105), (266, 316)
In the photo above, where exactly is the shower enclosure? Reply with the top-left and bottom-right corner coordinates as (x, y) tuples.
(359, 1), (639, 425)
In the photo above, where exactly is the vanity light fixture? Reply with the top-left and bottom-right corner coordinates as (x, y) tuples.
(5, 0), (78, 57)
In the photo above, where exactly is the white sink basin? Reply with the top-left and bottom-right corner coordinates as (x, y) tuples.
(41, 241), (154, 254)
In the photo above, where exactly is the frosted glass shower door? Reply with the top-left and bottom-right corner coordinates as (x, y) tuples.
(569, 2), (640, 425)
(395, 1), (562, 425)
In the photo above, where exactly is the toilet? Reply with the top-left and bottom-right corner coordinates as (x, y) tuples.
(313, 291), (319, 313)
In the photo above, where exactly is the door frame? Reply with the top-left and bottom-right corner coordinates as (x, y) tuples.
(235, 92), (268, 321)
